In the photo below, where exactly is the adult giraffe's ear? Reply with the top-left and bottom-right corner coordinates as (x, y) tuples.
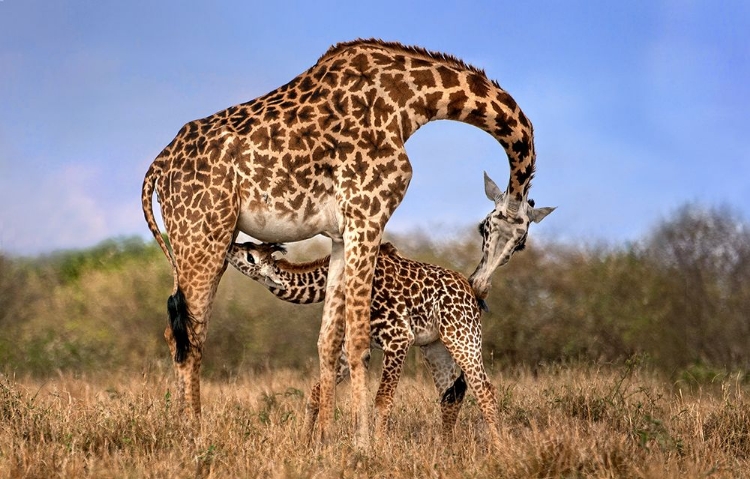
(529, 206), (556, 223)
(483, 171), (504, 203)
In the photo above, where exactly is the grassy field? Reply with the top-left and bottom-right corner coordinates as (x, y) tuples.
(2, 361), (749, 478)
(3, 209), (750, 477)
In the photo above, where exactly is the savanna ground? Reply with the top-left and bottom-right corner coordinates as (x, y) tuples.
(3, 359), (750, 478)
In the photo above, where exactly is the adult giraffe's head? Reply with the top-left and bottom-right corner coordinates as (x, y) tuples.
(468, 172), (555, 301)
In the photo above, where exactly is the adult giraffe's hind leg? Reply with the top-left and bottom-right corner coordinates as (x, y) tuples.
(159, 169), (239, 419)
(316, 241), (346, 445)
(164, 257), (228, 418)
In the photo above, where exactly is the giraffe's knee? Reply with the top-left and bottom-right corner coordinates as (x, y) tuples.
(441, 372), (467, 405)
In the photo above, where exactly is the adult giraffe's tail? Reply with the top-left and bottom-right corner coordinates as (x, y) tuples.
(142, 161), (191, 363)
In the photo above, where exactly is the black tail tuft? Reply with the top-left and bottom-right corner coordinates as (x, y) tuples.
(167, 288), (191, 363)
(441, 372), (467, 404)
(477, 297), (489, 312)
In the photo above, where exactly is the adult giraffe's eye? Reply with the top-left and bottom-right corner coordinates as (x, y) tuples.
(246, 253), (255, 264)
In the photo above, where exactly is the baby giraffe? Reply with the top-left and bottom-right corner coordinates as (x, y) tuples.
(227, 241), (501, 447)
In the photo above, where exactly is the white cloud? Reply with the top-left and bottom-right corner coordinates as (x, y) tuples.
(0, 163), (111, 255)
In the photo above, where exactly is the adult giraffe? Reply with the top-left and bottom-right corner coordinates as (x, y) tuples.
(142, 38), (553, 447)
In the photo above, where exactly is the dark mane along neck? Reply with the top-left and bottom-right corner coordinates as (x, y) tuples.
(318, 38), (495, 84)
(378, 242), (400, 257)
(276, 255), (331, 275)
(318, 39), (535, 200)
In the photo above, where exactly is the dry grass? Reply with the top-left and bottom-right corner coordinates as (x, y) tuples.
(2, 362), (749, 478)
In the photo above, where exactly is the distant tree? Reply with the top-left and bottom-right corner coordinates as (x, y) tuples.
(4, 205), (750, 377)
(643, 203), (750, 370)
(0, 254), (11, 325)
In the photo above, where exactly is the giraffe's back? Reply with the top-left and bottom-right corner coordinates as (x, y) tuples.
(371, 243), (480, 347)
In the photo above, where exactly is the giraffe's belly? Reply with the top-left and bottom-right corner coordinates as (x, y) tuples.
(236, 197), (342, 243)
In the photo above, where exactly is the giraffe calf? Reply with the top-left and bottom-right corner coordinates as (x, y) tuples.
(227, 241), (501, 447)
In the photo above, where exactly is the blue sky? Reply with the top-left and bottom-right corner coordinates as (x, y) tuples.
(1, 1), (748, 255)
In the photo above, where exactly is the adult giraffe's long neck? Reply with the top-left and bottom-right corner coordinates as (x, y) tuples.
(403, 77), (536, 202)
(317, 40), (537, 201)
(266, 257), (330, 305)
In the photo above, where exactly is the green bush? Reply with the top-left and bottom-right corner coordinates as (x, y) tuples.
(2, 203), (749, 379)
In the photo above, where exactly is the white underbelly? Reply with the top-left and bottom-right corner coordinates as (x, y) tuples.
(236, 198), (342, 243)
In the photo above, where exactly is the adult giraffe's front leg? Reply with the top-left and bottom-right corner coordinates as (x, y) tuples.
(316, 231), (382, 449)
(304, 340), (352, 443)
(315, 240), (346, 444)
(342, 227), (382, 450)
(320, 151), (411, 448)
